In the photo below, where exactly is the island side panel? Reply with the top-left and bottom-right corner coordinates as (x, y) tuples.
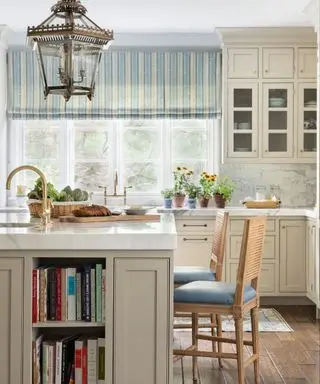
(113, 251), (173, 384)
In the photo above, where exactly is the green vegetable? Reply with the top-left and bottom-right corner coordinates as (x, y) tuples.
(82, 190), (89, 201)
(72, 188), (83, 201)
(63, 186), (73, 195)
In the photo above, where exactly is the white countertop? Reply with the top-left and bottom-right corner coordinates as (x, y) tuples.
(0, 213), (177, 251)
(157, 207), (318, 219)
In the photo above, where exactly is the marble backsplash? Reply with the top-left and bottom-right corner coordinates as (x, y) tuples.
(220, 163), (316, 207)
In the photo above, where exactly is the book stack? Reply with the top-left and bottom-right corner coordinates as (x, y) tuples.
(32, 264), (106, 323)
(32, 335), (105, 384)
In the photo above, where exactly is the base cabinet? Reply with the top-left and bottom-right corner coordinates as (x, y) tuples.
(279, 220), (306, 293)
(306, 219), (317, 303)
(0, 258), (23, 384)
(175, 235), (213, 267)
(113, 257), (172, 384)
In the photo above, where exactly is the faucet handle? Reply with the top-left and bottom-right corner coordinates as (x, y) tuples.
(99, 186), (107, 195)
(124, 185), (133, 194)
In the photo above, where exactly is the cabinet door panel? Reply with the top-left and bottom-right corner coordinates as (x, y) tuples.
(262, 83), (294, 158)
(279, 220), (306, 292)
(262, 48), (294, 78)
(227, 82), (258, 158)
(175, 236), (212, 267)
(228, 262), (275, 294)
(0, 258), (23, 384)
(229, 235), (276, 260)
(227, 48), (258, 78)
(298, 48), (317, 79)
(113, 258), (171, 384)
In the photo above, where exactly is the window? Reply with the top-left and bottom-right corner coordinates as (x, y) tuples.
(9, 119), (217, 200)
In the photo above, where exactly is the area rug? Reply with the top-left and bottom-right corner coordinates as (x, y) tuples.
(174, 308), (293, 332)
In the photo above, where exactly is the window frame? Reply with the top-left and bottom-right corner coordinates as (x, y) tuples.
(7, 119), (220, 205)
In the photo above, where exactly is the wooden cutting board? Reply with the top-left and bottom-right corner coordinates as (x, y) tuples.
(59, 214), (161, 223)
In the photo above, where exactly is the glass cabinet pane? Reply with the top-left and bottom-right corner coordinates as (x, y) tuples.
(269, 111), (287, 130)
(304, 89), (317, 107)
(268, 89), (287, 108)
(234, 89), (252, 108)
(234, 134), (252, 152)
(304, 133), (316, 152)
(269, 134), (287, 152)
(234, 111), (252, 130)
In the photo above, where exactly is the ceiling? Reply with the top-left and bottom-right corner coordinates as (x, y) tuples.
(0, 0), (314, 33)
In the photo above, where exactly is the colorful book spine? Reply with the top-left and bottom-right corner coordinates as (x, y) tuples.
(95, 264), (102, 322)
(67, 268), (76, 321)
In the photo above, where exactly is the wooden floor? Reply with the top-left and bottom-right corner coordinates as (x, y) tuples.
(173, 306), (320, 383)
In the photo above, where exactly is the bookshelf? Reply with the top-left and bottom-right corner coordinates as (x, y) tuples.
(0, 249), (173, 384)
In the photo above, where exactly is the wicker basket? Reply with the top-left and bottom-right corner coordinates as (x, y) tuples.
(27, 200), (89, 218)
(243, 200), (281, 209)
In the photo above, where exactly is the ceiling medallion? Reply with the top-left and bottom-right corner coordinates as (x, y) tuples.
(27, 0), (114, 101)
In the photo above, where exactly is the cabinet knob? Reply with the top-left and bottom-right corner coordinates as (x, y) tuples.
(300, 149), (303, 152)
(282, 226), (285, 229)
(265, 149), (268, 152)
(265, 69), (268, 73)
(300, 69), (304, 73)
(253, 70), (257, 74)
(253, 149), (257, 152)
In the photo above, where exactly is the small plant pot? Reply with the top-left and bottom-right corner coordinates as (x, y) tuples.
(187, 198), (197, 209)
(173, 195), (186, 208)
(163, 198), (173, 209)
(214, 194), (226, 209)
(199, 197), (210, 208)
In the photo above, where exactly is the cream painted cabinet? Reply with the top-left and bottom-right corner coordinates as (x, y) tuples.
(262, 48), (294, 78)
(227, 82), (258, 157)
(279, 220), (306, 293)
(175, 235), (213, 267)
(297, 83), (317, 158)
(306, 219), (317, 303)
(0, 258), (23, 384)
(262, 83), (294, 158)
(227, 48), (259, 78)
(298, 48), (317, 78)
(113, 257), (172, 384)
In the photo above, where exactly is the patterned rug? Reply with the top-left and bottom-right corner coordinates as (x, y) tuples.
(174, 308), (293, 332)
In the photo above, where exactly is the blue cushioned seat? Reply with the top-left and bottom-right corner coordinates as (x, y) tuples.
(174, 280), (256, 305)
(174, 266), (216, 285)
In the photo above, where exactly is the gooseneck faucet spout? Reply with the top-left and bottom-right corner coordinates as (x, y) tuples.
(6, 165), (52, 226)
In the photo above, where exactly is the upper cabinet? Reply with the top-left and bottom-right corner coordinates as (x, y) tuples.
(298, 48), (317, 78)
(219, 27), (317, 164)
(227, 48), (258, 78)
(262, 48), (294, 78)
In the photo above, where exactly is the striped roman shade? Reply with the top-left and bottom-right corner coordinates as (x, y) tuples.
(7, 49), (221, 119)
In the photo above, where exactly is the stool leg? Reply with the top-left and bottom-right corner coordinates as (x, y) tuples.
(216, 314), (223, 368)
(192, 312), (199, 383)
(180, 357), (185, 384)
(210, 313), (216, 353)
(251, 308), (260, 384)
(235, 317), (245, 384)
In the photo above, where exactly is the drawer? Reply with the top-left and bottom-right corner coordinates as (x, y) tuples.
(228, 262), (276, 294)
(174, 235), (213, 267)
(176, 219), (215, 234)
(230, 219), (275, 234)
(229, 234), (276, 260)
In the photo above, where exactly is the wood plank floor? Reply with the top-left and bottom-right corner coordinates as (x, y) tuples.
(173, 306), (320, 383)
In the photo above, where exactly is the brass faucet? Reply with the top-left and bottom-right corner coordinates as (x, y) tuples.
(99, 171), (132, 206)
(6, 165), (52, 226)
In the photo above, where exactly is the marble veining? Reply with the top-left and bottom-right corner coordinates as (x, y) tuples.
(220, 163), (316, 207)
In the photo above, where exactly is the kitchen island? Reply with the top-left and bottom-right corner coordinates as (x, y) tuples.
(0, 212), (177, 384)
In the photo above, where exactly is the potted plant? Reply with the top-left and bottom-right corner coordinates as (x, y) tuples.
(198, 172), (217, 208)
(185, 182), (201, 209)
(161, 188), (174, 209)
(172, 167), (191, 208)
(212, 176), (235, 208)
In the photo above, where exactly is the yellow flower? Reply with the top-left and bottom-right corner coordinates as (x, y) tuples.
(176, 166), (182, 171)
(183, 166), (188, 170)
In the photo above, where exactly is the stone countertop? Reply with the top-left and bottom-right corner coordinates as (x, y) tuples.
(156, 207), (318, 219)
(0, 213), (177, 251)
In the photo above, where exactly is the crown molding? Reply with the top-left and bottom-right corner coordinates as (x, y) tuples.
(216, 27), (317, 46)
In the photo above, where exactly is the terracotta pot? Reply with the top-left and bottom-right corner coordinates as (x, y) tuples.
(214, 194), (226, 208)
(173, 195), (186, 208)
(199, 197), (210, 208)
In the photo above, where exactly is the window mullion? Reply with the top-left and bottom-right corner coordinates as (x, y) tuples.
(162, 120), (172, 188)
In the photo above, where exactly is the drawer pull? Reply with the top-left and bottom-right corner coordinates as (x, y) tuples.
(183, 237), (208, 241)
(183, 224), (207, 227)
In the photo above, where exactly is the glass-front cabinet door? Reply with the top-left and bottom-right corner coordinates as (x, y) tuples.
(262, 83), (293, 158)
(298, 84), (317, 158)
(227, 82), (258, 157)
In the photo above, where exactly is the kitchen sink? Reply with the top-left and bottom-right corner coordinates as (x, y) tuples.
(0, 222), (35, 228)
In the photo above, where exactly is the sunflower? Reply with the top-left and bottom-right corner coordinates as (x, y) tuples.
(176, 166), (182, 171)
